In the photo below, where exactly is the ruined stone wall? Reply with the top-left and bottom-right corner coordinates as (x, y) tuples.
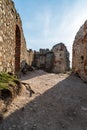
(52, 43), (70, 73)
(0, 0), (28, 74)
(33, 49), (52, 70)
(72, 21), (87, 81)
(39, 49), (48, 69)
(33, 44), (70, 73)
(27, 49), (34, 66)
(45, 51), (54, 72)
(32, 51), (40, 68)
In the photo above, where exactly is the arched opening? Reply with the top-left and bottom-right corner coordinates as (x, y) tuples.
(15, 25), (21, 73)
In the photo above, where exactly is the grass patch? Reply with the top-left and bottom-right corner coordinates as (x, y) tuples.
(0, 72), (20, 90)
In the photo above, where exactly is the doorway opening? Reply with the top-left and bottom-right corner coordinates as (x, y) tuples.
(15, 25), (21, 73)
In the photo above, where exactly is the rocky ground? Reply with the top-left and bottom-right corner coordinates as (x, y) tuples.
(0, 70), (87, 130)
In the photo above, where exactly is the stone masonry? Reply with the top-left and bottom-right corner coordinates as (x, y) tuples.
(33, 43), (70, 73)
(27, 49), (34, 66)
(52, 43), (70, 73)
(32, 49), (54, 72)
(45, 51), (54, 72)
(0, 0), (28, 74)
(72, 20), (87, 82)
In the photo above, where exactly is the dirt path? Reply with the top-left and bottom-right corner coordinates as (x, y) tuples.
(0, 70), (87, 130)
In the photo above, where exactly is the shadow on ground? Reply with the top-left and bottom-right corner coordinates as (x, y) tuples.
(0, 74), (87, 130)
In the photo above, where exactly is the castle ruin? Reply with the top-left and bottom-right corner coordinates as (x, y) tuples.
(52, 43), (70, 73)
(32, 43), (70, 73)
(0, 0), (70, 75)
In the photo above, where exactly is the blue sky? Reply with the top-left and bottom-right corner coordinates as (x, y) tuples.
(13, 0), (87, 62)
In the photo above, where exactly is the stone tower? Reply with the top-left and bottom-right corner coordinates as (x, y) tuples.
(52, 43), (70, 73)
(0, 0), (28, 74)
(72, 21), (87, 82)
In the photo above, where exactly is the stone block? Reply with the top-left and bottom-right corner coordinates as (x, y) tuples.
(0, 36), (3, 42)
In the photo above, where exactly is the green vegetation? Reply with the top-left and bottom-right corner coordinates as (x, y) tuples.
(0, 72), (20, 90)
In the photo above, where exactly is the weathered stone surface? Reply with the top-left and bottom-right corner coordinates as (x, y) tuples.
(0, 0), (28, 74)
(0, 36), (3, 42)
(45, 51), (54, 72)
(72, 20), (87, 82)
(27, 49), (34, 66)
(32, 51), (40, 68)
(52, 43), (70, 73)
(32, 49), (53, 71)
(33, 44), (70, 73)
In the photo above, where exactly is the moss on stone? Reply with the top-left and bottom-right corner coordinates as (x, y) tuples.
(0, 72), (20, 90)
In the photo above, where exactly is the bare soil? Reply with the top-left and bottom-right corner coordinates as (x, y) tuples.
(0, 70), (87, 130)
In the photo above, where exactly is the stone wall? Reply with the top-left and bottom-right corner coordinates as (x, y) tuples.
(45, 51), (54, 72)
(33, 43), (70, 73)
(39, 49), (50, 69)
(52, 43), (70, 73)
(32, 49), (53, 71)
(72, 20), (87, 82)
(27, 49), (34, 66)
(32, 49), (49, 69)
(32, 51), (40, 68)
(0, 0), (28, 74)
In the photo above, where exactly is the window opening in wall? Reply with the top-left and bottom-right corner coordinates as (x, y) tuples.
(81, 56), (84, 60)
(81, 55), (84, 63)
